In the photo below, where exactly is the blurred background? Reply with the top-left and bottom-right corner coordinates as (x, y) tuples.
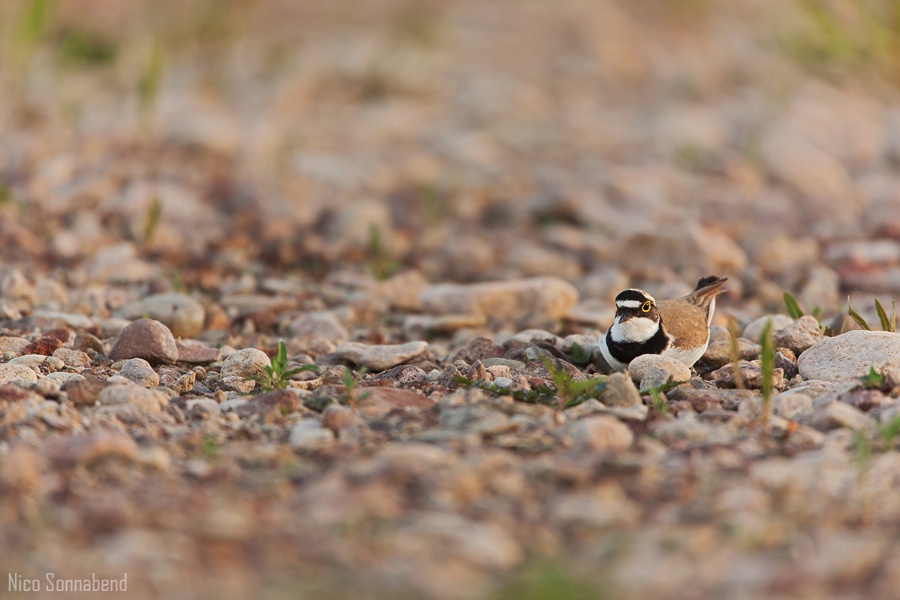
(2, 0), (900, 319)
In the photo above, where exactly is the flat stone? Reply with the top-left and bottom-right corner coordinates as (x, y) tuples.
(117, 293), (206, 338)
(61, 375), (108, 406)
(798, 331), (900, 382)
(286, 312), (349, 343)
(334, 341), (428, 371)
(52, 348), (92, 369)
(709, 360), (784, 390)
(358, 387), (435, 419)
(118, 358), (161, 387)
(175, 339), (220, 364)
(421, 277), (578, 321)
(699, 338), (760, 369)
(108, 318), (179, 365)
(809, 399), (876, 431)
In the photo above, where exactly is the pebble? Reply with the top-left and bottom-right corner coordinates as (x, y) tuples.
(420, 277), (579, 321)
(61, 375), (108, 406)
(375, 270), (429, 312)
(742, 314), (795, 342)
(118, 358), (161, 387)
(289, 419), (336, 450)
(403, 313), (487, 336)
(99, 384), (169, 414)
(9, 354), (64, 373)
(108, 318), (179, 365)
(699, 338), (761, 369)
(809, 399), (876, 431)
(45, 432), (139, 466)
(334, 341), (428, 371)
(117, 293), (206, 338)
(600, 372), (642, 408)
(0, 363), (39, 386)
(566, 415), (634, 451)
(286, 311), (349, 343)
(709, 360), (784, 390)
(73, 332), (105, 355)
(174, 339), (220, 364)
(51, 348), (92, 369)
(358, 387), (436, 419)
(0, 336), (30, 355)
(220, 348), (271, 380)
(773, 315), (824, 355)
(627, 354), (691, 391)
(797, 331), (900, 382)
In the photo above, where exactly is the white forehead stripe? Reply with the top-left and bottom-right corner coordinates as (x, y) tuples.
(616, 300), (643, 309)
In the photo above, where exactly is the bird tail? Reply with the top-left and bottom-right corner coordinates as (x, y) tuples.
(684, 275), (728, 309)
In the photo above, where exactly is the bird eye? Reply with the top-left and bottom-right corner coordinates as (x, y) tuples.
(641, 301), (652, 313)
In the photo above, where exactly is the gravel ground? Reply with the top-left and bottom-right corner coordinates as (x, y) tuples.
(2, 1), (900, 599)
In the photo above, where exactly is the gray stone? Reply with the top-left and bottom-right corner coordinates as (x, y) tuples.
(798, 331), (900, 382)
(9, 354), (64, 373)
(809, 399), (876, 431)
(710, 360), (784, 390)
(700, 338), (761, 369)
(627, 354), (691, 391)
(600, 372), (642, 407)
(117, 293), (206, 338)
(743, 314), (795, 342)
(99, 384), (168, 413)
(421, 277), (578, 321)
(774, 316), (824, 355)
(118, 358), (161, 387)
(109, 319), (179, 365)
(51, 348), (92, 369)
(286, 312), (349, 343)
(0, 336), (29, 355)
(221, 348), (271, 380)
(0, 363), (38, 386)
(289, 420), (335, 450)
(567, 415), (634, 451)
(334, 341), (428, 371)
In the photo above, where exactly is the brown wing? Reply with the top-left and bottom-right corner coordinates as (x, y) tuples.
(657, 276), (727, 350)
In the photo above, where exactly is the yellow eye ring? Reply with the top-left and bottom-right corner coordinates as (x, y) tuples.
(641, 301), (652, 313)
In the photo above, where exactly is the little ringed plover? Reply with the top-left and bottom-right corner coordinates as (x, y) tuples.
(599, 275), (727, 372)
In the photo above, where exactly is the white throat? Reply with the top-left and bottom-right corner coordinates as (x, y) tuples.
(609, 315), (659, 344)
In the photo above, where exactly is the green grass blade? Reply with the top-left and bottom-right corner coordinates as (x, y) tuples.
(875, 299), (892, 332)
(848, 299), (871, 331)
(759, 320), (775, 430)
(783, 292), (804, 319)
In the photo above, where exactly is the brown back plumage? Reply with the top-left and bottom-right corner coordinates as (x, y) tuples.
(657, 276), (727, 350)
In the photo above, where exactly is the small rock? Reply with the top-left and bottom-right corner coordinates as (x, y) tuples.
(358, 387), (435, 419)
(117, 293), (206, 338)
(175, 339), (220, 364)
(773, 315), (824, 355)
(221, 348), (271, 380)
(61, 375), (108, 406)
(334, 341), (428, 371)
(289, 419), (335, 450)
(0, 336), (29, 355)
(73, 332), (105, 355)
(798, 331), (900, 382)
(186, 399), (221, 419)
(421, 277), (579, 321)
(809, 399), (876, 431)
(9, 354), (64, 373)
(627, 354), (691, 391)
(22, 335), (63, 356)
(599, 372), (642, 408)
(321, 404), (365, 436)
(234, 389), (299, 419)
(567, 415), (634, 451)
(0, 363), (38, 387)
(45, 432), (138, 466)
(99, 384), (168, 413)
(403, 313), (487, 336)
(286, 312), (349, 343)
(108, 319), (179, 365)
(52, 348), (92, 369)
(376, 270), (429, 312)
(709, 360), (784, 389)
(699, 338), (760, 369)
(46, 372), (85, 387)
(653, 414), (715, 444)
(743, 314), (795, 341)
(118, 358), (161, 387)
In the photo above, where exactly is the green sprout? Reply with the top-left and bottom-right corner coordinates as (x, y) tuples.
(848, 297), (897, 332)
(140, 195), (162, 244)
(859, 366), (886, 390)
(783, 292), (804, 320)
(759, 320), (776, 432)
(250, 340), (319, 392)
(342, 366), (370, 409)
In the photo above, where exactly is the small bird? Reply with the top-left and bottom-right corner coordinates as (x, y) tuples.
(599, 275), (727, 372)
